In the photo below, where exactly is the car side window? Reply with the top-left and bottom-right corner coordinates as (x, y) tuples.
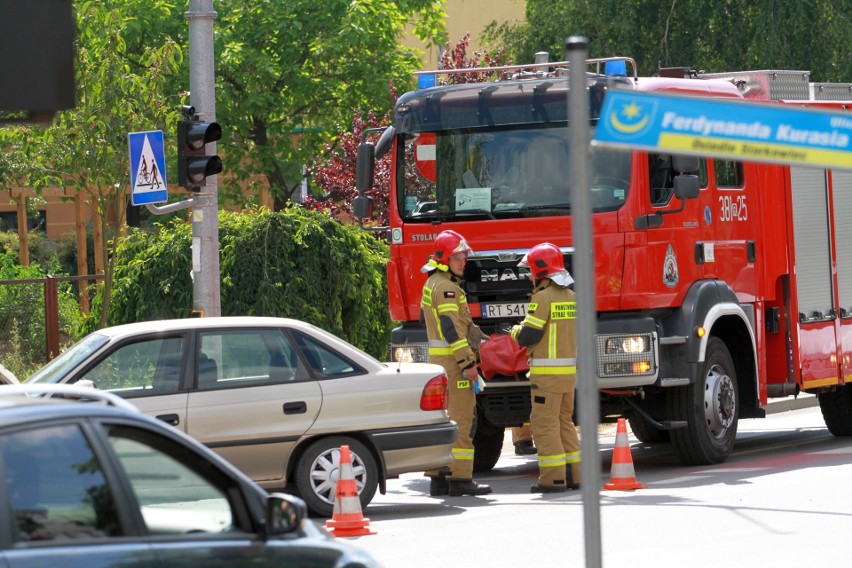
(82, 336), (185, 396)
(0, 424), (122, 542)
(292, 331), (363, 378)
(106, 426), (237, 535)
(197, 329), (306, 391)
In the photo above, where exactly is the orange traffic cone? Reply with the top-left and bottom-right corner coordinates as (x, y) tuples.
(325, 445), (375, 537)
(603, 417), (645, 491)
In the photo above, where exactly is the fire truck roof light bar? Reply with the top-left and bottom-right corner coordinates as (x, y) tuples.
(414, 56), (638, 88)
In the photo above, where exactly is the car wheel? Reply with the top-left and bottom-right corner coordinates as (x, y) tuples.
(293, 436), (378, 518)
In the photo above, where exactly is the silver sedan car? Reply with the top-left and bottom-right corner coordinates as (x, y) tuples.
(26, 317), (456, 516)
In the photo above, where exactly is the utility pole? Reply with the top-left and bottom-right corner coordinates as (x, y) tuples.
(186, 0), (221, 316)
(567, 36), (603, 568)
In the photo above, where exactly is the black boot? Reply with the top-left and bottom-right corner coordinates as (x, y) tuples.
(530, 482), (568, 494)
(429, 476), (449, 497)
(565, 466), (580, 490)
(448, 479), (492, 496)
(514, 440), (537, 455)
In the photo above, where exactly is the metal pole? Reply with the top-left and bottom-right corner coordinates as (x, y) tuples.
(566, 36), (603, 568)
(186, 0), (221, 316)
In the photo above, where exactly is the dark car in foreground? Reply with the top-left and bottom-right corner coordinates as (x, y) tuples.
(0, 384), (380, 567)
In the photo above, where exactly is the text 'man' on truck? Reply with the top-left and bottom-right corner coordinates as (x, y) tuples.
(355, 54), (852, 472)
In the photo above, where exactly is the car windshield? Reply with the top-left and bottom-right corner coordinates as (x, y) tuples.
(26, 333), (110, 384)
(400, 125), (631, 222)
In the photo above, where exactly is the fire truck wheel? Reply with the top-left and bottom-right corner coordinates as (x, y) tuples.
(627, 412), (670, 444)
(668, 337), (738, 465)
(818, 384), (852, 436)
(473, 421), (504, 472)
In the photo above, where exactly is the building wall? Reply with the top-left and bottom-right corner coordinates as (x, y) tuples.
(406, 0), (526, 68)
(0, 188), (81, 241)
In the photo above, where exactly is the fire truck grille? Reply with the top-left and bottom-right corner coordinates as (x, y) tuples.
(479, 386), (531, 425)
(463, 258), (533, 304)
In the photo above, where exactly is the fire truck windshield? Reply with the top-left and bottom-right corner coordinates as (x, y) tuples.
(401, 125), (631, 222)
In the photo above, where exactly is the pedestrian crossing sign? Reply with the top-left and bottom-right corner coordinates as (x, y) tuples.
(128, 130), (168, 205)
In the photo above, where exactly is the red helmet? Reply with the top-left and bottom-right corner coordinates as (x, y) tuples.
(519, 243), (573, 286)
(422, 230), (474, 272)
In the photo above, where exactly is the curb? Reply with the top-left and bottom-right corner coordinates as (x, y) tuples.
(763, 393), (818, 414)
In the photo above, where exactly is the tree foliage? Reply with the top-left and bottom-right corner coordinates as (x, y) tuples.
(2, 2), (184, 326)
(305, 34), (510, 225)
(101, 207), (393, 358)
(63, 0), (447, 207)
(485, 0), (851, 82)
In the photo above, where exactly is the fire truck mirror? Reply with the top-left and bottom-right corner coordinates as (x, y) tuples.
(353, 195), (374, 221)
(375, 126), (395, 159)
(356, 142), (376, 193)
(674, 174), (700, 200)
(671, 154), (700, 174)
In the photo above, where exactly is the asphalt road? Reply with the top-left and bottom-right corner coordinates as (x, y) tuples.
(343, 394), (852, 568)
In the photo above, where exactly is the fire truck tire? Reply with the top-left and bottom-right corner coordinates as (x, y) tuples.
(627, 412), (670, 444)
(668, 337), (738, 465)
(818, 385), (852, 436)
(473, 420), (504, 472)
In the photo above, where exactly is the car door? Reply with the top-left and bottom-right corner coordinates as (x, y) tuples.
(72, 333), (191, 431)
(185, 328), (322, 483)
(0, 421), (158, 568)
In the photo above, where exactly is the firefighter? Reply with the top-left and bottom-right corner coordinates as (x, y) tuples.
(421, 230), (492, 497)
(511, 242), (581, 492)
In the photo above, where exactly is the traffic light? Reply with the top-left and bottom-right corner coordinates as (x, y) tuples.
(177, 106), (222, 190)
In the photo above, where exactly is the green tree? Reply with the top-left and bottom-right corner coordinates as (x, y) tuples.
(101, 207), (393, 358)
(95, 0), (448, 207)
(486, 0), (850, 82)
(30, 2), (184, 327)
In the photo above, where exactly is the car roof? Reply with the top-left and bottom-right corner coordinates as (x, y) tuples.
(0, 385), (143, 428)
(90, 316), (317, 339)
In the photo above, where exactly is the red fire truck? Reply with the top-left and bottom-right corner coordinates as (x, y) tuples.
(354, 55), (852, 470)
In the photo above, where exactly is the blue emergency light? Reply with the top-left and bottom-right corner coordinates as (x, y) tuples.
(417, 73), (437, 89)
(605, 60), (627, 77)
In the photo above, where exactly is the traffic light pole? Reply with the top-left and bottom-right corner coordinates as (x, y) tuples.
(186, 0), (221, 317)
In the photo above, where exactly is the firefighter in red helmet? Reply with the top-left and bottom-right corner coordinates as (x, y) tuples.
(511, 242), (581, 492)
(421, 230), (492, 497)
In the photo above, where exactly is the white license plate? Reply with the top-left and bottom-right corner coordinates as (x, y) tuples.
(481, 302), (528, 319)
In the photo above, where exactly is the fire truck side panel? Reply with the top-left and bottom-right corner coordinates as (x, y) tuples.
(789, 166), (842, 391)
(833, 171), (852, 384)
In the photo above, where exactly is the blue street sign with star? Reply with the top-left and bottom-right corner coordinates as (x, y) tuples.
(593, 90), (851, 170)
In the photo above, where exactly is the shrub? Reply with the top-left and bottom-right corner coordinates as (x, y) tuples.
(101, 207), (393, 358)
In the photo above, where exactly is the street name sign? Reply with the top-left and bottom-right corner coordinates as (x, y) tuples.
(594, 90), (852, 171)
(128, 130), (168, 205)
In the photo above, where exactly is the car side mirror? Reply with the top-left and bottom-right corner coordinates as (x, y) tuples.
(264, 492), (306, 538)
